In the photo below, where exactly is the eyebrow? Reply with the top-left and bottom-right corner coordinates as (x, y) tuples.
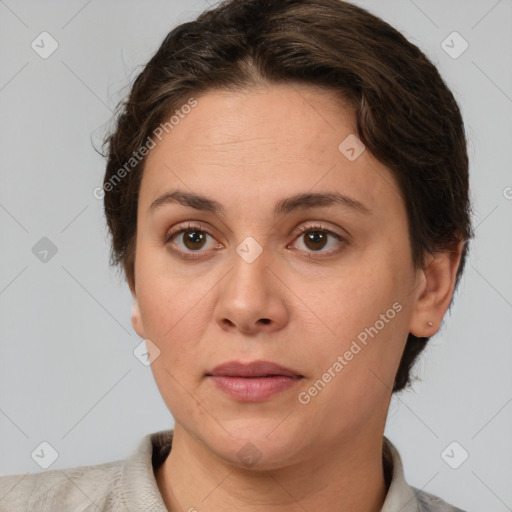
(148, 189), (372, 216)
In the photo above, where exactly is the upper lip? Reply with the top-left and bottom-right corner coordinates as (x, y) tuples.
(206, 360), (303, 378)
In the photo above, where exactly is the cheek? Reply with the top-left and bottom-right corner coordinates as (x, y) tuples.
(296, 253), (409, 397)
(135, 240), (207, 338)
(296, 298), (407, 439)
(137, 269), (210, 415)
(134, 263), (198, 369)
(298, 255), (404, 343)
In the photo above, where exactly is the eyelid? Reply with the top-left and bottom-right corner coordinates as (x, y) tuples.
(165, 222), (210, 243)
(291, 222), (347, 241)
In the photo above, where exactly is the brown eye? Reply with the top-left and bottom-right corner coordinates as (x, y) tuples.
(303, 230), (329, 251)
(291, 224), (346, 256)
(165, 223), (219, 256)
(181, 229), (207, 251)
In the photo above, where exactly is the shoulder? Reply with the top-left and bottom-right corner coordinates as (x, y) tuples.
(0, 459), (123, 512)
(382, 436), (467, 512)
(412, 486), (468, 512)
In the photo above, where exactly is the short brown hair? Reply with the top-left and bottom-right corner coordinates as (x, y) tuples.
(102, 0), (473, 392)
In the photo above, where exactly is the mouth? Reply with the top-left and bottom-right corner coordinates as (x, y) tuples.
(206, 360), (304, 379)
(205, 360), (304, 402)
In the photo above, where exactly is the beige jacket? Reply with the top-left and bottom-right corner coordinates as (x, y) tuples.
(0, 430), (466, 511)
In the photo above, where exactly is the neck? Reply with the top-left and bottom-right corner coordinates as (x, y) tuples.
(155, 425), (388, 512)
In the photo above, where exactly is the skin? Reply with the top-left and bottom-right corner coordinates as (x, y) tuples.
(129, 83), (463, 512)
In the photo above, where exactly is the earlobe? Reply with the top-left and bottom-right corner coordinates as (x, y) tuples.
(408, 241), (464, 338)
(131, 299), (145, 339)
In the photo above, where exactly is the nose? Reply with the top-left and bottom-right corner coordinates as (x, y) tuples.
(214, 245), (289, 336)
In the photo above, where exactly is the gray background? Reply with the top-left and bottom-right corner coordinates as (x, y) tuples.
(0, 1), (511, 510)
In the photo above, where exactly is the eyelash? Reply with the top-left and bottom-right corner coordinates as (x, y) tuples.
(164, 222), (347, 260)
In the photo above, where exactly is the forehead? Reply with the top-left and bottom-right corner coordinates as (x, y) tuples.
(156, 84), (356, 155)
(139, 85), (402, 218)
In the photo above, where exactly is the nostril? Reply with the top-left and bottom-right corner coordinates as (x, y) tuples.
(259, 318), (271, 325)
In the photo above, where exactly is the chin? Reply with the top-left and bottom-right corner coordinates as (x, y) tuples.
(199, 419), (309, 470)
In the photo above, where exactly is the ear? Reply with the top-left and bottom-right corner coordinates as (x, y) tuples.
(131, 297), (146, 339)
(409, 239), (465, 337)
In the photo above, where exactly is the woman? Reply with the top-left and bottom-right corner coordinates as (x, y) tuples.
(0, 0), (472, 510)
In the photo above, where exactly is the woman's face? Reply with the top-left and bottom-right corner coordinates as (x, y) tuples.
(131, 84), (427, 467)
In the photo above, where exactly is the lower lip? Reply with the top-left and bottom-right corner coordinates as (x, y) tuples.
(208, 375), (302, 402)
